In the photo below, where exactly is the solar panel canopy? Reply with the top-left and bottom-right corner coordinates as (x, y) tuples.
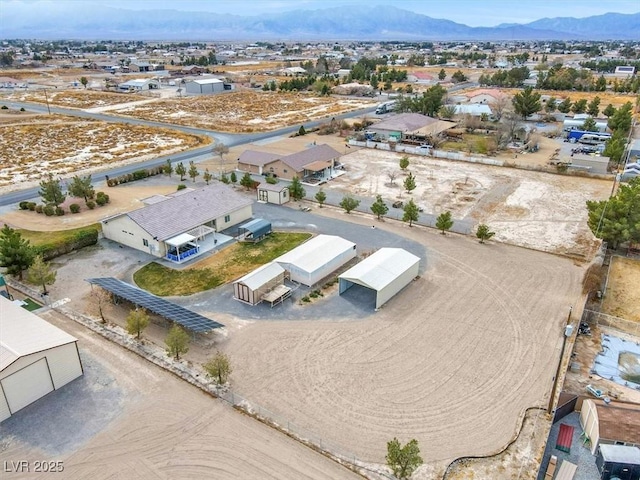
(87, 277), (223, 332)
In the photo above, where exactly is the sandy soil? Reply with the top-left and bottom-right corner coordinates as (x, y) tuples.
(2, 89), (148, 109)
(601, 256), (640, 321)
(0, 309), (362, 480)
(327, 149), (610, 257)
(212, 207), (585, 471)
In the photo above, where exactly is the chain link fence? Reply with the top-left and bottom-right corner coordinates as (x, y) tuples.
(582, 309), (640, 337)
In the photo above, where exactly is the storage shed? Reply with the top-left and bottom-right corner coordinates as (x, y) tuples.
(0, 297), (83, 422)
(185, 77), (225, 95)
(257, 182), (290, 204)
(338, 248), (420, 309)
(275, 234), (356, 286)
(238, 218), (272, 243)
(596, 445), (640, 480)
(233, 262), (288, 305)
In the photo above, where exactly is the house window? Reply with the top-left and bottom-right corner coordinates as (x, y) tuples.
(224, 215), (231, 223)
(143, 239), (149, 247)
(283, 190), (287, 197)
(284, 169), (288, 173)
(269, 167), (274, 172)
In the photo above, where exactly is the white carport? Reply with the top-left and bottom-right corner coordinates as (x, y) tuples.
(233, 261), (288, 305)
(0, 297), (83, 422)
(338, 248), (420, 309)
(275, 234), (356, 286)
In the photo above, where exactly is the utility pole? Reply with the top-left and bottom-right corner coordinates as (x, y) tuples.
(43, 88), (51, 115)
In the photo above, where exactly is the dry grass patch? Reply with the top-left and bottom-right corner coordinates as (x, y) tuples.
(112, 91), (376, 132)
(133, 232), (312, 296)
(3, 89), (147, 108)
(601, 256), (640, 321)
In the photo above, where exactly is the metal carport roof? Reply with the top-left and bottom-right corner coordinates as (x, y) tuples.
(87, 278), (223, 333)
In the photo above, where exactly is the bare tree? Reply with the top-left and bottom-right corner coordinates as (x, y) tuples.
(213, 143), (230, 175)
(496, 113), (521, 149)
(386, 169), (399, 186)
(489, 94), (510, 121)
(90, 287), (112, 323)
(462, 114), (482, 133)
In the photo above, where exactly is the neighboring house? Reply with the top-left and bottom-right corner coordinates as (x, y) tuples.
(0, 76), (19, 88)
(580, 399), (640, 455)
(238, 144), (341, 182)
(281, 66), (307, 76)
(1, 297), (83, 422)
(407, 71), (436, 84)
(182, 65), (206, 75)
(613, 65), (636, 77)
(185, 77), (225, 95)
(129, 61), (152, 72)
(118, 78), (160, 92)
(453, 104), (493, 117)
(101, 184), (253, 263)
(465, 89), (503, 104)
(368, 113), (453, 142)
(257, 182), (290, 204)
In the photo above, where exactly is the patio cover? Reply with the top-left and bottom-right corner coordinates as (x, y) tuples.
(166, 232), (196, 247)
(304, 160), (332, 172)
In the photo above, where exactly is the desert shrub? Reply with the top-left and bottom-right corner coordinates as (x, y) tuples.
(43, 205), (55, 216)
(27, 202), (36, 211)
(70, 203), (81, 214)
(1, 105), (8, 109)
(55, 206), (65, 216)
(106, 179), (115, 187)
(265, 176), (278, 184)
(20, 107), (25, 112)
(301, 295), (310, 303)
(19, 201), (29, 210)
(95, 192), (109, 205)
(132, 169), (148, 181)
(86, 200), (96, 209)
(177, 184), (187, 191)
(35, 204), (44, 214)
(309, 291), (318, 298)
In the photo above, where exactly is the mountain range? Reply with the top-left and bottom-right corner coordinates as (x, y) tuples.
(1, 4), (639, 41)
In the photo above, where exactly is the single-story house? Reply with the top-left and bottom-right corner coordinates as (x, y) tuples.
(275, 234), (357, 286)
(233, 262), (288, 305)
(281, 66), (307, 76)
(407, 71), (436, 84)
(453, 104), (493, 117)
(257, 182), (290, 204)
(464, 88), (504, 104)
(238, 218), (272, 243)
(101, 184), (253, 263)
(238, 144), (341, 182)
(129, 61), (152, 72)
(368, 113), (442, 141)
(118, 78), (160, 92)
(580, 399), (640, 455)
(1, 297), (83, 422)
(185, 77), (225, 95)
(0, 76), (20, 88)
(182, 65), (206, 75)
(338, 248), (420, 309)
(613, 65), (636, 77)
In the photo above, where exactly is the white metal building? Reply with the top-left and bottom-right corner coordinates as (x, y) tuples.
(185, 77), (225, 95)
(233, 261), (288, 305)
(275, 235), (356, 286)
(0, 297), (83, 422)
(338, 248), (420, 309)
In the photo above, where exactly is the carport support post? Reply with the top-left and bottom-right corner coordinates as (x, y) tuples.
(547, 307), (572, 415)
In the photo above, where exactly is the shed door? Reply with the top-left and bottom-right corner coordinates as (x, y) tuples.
(1, 358), (54, 414)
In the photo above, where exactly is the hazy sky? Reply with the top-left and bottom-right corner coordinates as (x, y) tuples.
(3, 0), (639, 26)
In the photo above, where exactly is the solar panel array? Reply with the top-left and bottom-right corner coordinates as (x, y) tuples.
(87, 277), (223, 333)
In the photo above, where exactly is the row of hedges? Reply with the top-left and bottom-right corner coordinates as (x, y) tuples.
(34, 227), (100, 261)
(19, 192), (110, 216)
(106, 166), (164, 187)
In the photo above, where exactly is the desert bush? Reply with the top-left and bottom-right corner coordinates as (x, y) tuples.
(132, 170), (148, 181)
(19, 201), (29, 210)
(55, 206), (65, 216)
(86, 200), (96, 209)
(1, 105), (8, 109)
(20, 107), (25, 112)
(35, 204), (44, 214)
(70, 203), (81, 214)
(301, 295), (310, 303)
(95, 192), (109, 206)
(27, 202), (36, 211)
(177, 184), (187, 191)
(43, 205), (55, 216)
(265, 176), (278, 184)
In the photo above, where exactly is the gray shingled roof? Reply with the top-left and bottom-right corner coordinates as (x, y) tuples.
(281, 144), (340, 172)
(238, 150), (281, 167)
(127, 184), (253, 241)
(372, 113), (438, 132)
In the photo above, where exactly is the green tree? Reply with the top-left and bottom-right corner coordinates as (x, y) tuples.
(438, 68), (446, 81)
(587, 178), (640, 249)
(386, 438), (423, 480)
(435, 211), (454, 235)
(315, 189), (327, 207)
(571, 98), (588, 114)
(587, 96), (601, 117)
(403, 172), (417, 193)
(370, 195), (388, 220)
(188, 161), (199, 182)
(608, 102), (633, 134)
(544, 97), (557, 113)
(602, 104), (616, 118)
(511, 86), (541, 120)
(399, 156), (409, 171)
(203, 168), (212, 185)
(0, 225), (35, 280)
(438, 105), (456, 119)
(166, 324), (190, 360)
(79, 76), (88, 88)
(175, 162), (186, 181)
(298, 125), (307, 136)
(383, 80), (393, 91)
(451, 70), (467, 83)
(603, 131), (627, 166)
(27, 254), (56, 294)
(39, 173), (66, 207)
(370, 74), (379, 89)
(220, 173), (230, 184)
(230, 171), (237, 184)
(240, 172), (254, 190)
(289, 176), (306, 200)
(581, 117), (598, 132)
(68, 174), (94, 202)
(339, 195), (360, 213)
(557, 97), (572, 114)
(163, 159), (173, 177)
(203, 351), (232, 386)
(402, 199), (420, 227)
(126, 308), (149, 340)
(476, 224), (495, 244)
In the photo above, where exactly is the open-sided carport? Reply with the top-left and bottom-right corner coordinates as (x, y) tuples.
(338, 248), (420, 309)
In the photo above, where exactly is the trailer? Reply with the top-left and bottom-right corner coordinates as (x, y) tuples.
(375, 101), (396, 114)
(566, 130), (611, 144)
(563, 118), (608, 133)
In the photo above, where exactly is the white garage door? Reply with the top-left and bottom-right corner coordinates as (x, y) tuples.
(1, 358), (54, 415)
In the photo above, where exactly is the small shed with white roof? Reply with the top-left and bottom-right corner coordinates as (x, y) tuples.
(233, 262), (288, 305)
(338, 248), (420, 309)
(0, 297), (83, 422)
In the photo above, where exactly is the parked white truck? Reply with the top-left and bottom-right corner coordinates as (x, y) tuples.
(375, 101), (396, 114)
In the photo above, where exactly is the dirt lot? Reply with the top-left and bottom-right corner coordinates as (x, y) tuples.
(601, 256), (640, 321)
(2, 89), (147, 109)
(0, 309), (361, 480)
(326, 148), (610, 257)
(0, 113), (208, 190)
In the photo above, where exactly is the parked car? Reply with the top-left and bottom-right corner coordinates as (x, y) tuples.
(392, 200), (403, 208)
